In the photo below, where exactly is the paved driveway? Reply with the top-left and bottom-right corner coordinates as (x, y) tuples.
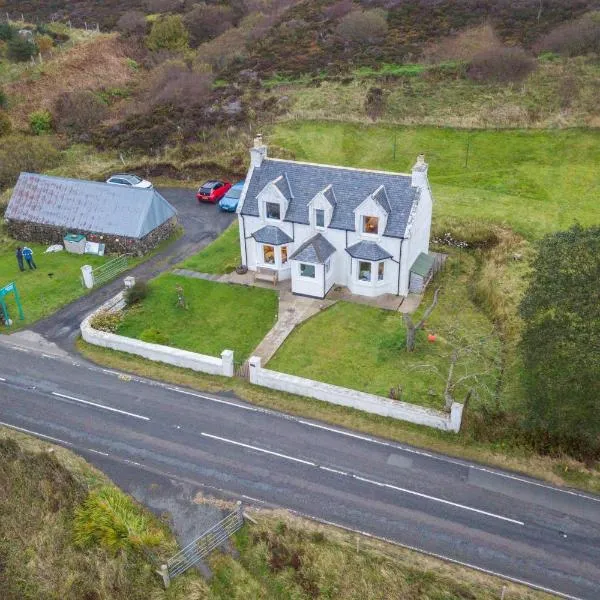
(31, 187), (235, 347)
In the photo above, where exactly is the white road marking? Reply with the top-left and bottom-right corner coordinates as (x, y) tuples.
(201, 432), (317, 466)
(51, 392), (150, 421)
(0, 377), (6, 382)
(0, 420), (73, 446)
(289, 510), (584, 600)
(297, 420), (600, 503)
(319, 466), (348, 476)
(166, 386), (259, 412)
(353, 475), (524, 526)
(87, 448), (110, 456)
(102, 369), (122, 376)
(242, 494), (267, 504)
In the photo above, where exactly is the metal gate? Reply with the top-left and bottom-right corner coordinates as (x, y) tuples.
(235, 360), (250, 379)
(165, 503), (244, 581)
(82, 255), (130, 288)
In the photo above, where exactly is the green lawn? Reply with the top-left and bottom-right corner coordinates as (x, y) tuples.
(271, 122), (600, 239)
(268, 253), (500, 410)
(0, 233), (109, 329)
(117, 274), (278, 361)
(180, 221), (241, 274)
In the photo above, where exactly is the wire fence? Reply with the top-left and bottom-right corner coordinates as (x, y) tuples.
(81, 255), (130, 288)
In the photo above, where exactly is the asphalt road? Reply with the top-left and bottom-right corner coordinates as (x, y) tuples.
(0, 344), (599, 599)
(31, 188), (235, 348)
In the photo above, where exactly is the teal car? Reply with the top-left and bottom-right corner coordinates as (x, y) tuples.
(218, 180), (245, 212)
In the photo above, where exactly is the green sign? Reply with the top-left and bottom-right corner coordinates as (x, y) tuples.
(0, 281), (24, 326)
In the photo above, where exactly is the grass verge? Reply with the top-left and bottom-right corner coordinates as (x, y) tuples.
(180, 221), (241, 274)
(76, 339), (600, 496)
(117, 274), (278, 361)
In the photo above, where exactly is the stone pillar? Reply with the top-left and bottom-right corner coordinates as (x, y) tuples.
(124, 276), (135, 289)
(81, 265), (94, 289)
(449, 402), (464, 433)
(221, 349), (234, 377)
(157, 564), (170, 588)
(248, 356), (261, 384)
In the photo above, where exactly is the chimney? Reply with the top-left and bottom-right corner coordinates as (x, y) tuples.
(250, 134), (267, 168)
(411, 153), (428, 188)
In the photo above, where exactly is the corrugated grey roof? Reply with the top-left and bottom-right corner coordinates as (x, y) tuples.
(410, 252), (435, 276)
(346, 241), (392, 261)
(5, 173), (176, 239)
(242, 158), (418, 238)
(289, 233), (336, 264)
(251, 225), (293, 245)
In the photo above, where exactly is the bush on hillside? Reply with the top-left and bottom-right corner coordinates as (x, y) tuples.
(324, 0), (353, 21)
(0, 22), (16, 41)
(0, 88), (7, 109)
(117, 10), (148, 37)
(7, 36), (38, 62)
(54, 91), (109, 136)
(467, 46), (535, 83)
(536, 13), (600, 57)
(423, 24), (501, 63)
(336, 9), (388, 45)
(124, 280), (149, 306)
(145, 0), (182, 12)
(29, 110), (53, 135)
(36, 34), (54, 54)
(183, 4), (234, 47)
(364, 86), (386, 119)
(146, 14), (188, 51)
(0, 111), (12, 137)
(0, 135), (60, 190)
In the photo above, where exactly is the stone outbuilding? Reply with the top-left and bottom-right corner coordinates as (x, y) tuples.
(4, 172), (177, 254)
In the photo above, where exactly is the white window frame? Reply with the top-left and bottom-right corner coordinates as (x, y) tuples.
(362, 215), (379, 236)
(265, 201), (281, 221)
(378, 261), (385, 281)
(358, 260), (372, 282)
(315, 208), (325, 229)
(325, 258), (331, 274)
(260, 243), (289, 269)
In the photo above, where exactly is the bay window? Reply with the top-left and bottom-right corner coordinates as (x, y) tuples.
(378, 262), (385, 281)
(263, 245), (275, 264)
(358, 261), (371, 282)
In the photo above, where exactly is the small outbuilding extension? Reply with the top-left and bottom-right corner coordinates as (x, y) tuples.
(4, 172), (178, 254)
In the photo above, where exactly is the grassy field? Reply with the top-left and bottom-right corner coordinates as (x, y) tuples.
(0, 231), (109, 329)
(117, 274), (278, 361)
(268, 253), (500, 410)
(271, 121), (600, 240)
(180, 221), (241, 274)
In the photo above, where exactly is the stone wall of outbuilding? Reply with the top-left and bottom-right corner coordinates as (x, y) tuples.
(5, 216), (178, 255)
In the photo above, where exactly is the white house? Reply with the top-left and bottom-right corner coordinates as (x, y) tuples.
(237, 136), (434, 299)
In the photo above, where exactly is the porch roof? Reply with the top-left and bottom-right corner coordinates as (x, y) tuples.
(251, 225), (293, 245)
(346, 241), (392, 262)
(289, 233), (336, 264)
(410, 252), (435, 276)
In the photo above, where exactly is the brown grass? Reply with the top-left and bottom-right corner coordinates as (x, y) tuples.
(6, 34), (138, 128)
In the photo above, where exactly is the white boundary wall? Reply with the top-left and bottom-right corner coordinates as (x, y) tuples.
(249, 357), (463, 432)
(81, 292), (234, 377)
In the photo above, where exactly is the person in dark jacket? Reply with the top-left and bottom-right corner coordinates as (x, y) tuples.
(22, 246), (36, 270)
(15, 247), (24, 272)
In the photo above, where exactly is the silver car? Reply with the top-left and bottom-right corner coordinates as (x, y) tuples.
(106, 174), (153, 189)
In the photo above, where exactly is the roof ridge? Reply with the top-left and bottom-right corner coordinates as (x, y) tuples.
(265, 158), (411, 178)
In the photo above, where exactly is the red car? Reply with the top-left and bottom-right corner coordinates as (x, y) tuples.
(196, 180), (232, 203)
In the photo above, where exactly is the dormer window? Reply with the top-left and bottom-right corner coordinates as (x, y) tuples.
(315, 209), (325, 228)
(363, 216), (379, 235)
(266, 202), (281, 220)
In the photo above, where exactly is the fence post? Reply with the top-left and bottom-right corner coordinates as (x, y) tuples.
(157, 564), (170, 589)
(221, 349), (234, 377)
(81, 265), (94, 289)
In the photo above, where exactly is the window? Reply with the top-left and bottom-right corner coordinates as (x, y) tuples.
(281, 246), (288, 264)
(315, 209), (325, 228)
(362, 216), (379, 235)
(300, 263), (315, 278)
(378, 262), (385, 281)
(263, 245), (275, 264)
(358, 261), (371, 282)
(266, 202), (281, 220)
(325, 259), (330, 273)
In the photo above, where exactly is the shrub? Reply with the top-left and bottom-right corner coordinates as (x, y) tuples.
(183, 4), (234, 47)
(146, 15), (189, 51)
(324, 0), (353, 21)
(335, 9), (388, 45)
(0, 22), (16, 42)
(536, 13), (600, 57)
(423, 24), (501, 63)
(467, 46), (535, 83)
(74, 486), (165, 555)
(364, 86), (386, 119)
(90, 310), (123, 333)
(29, 110), (53, 135)
(53, 91), (109, 135)
(36, 34), (54, 54)
(0, 135), (60, 190)
(124, 280), (149, 306)
(145, 0), (181, 12)
(0, 111), (12, 137)
(140, 327), (169, 345)
(0, 89), (7, 109)
(7, 36), (38, 62)
(117, 10), (148, 37)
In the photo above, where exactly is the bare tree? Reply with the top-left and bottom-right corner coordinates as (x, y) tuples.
(403, 287), (440, 352)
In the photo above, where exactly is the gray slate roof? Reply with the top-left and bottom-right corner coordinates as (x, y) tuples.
(289, 233), (336, 264)
(241, 158), (419, 238)
(251, 225), (293, 245)
(5, 173), (176, 239)
(346, 241), (392, 261)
